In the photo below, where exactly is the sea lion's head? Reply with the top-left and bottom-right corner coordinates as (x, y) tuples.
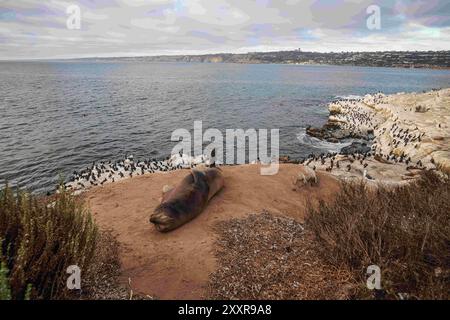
(150, 204), (178, 232)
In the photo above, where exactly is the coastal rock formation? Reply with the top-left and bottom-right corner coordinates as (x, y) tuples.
(340, 141), (371, 155)
(304, 88), (450, 181)
(371, 89), (450, 174)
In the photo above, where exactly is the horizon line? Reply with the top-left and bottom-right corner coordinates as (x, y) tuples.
(1, 48), (449, 62)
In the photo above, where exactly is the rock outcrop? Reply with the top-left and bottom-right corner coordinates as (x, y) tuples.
(304, 88), (450, 181)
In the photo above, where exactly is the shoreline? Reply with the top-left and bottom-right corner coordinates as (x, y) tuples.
(4, 59), (450, 71)
(63, 88), (450, 195)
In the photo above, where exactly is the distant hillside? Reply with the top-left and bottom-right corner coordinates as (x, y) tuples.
(82, 50), (450, 69)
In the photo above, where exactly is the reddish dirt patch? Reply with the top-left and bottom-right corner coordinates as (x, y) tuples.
(85, 164), (340, 299)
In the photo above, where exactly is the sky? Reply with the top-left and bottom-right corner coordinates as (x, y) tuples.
(0, 0), (449, 60)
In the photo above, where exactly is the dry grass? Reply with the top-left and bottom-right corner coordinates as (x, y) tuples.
(0, 185), (98, 299)
(80, 230), (130, 300)
(307, 171), (450, 299)
(207, 211), (354, 299)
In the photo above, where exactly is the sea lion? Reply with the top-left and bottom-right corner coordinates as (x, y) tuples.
(149, 167), (224, 232)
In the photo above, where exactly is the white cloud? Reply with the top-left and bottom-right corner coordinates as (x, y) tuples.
(83, 11), (109, 21)
(0, 0), (449, 59)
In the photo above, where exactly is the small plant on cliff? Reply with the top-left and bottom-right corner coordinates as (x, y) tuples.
(307, 171), (450, 299)
(0, 185), (98, 299)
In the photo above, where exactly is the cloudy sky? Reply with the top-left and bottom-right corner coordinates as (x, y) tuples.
(0, 0), (449, 60)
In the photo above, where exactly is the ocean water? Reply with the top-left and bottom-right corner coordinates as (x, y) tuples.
(1, 61), (449, 193)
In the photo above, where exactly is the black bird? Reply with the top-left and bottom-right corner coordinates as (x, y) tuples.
(210, 149), (216, 168)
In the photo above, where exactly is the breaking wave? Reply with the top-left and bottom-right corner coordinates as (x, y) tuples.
(296, 128), (353, 153)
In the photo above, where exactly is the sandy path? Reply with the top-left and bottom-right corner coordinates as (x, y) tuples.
(85, 164), (340, 299)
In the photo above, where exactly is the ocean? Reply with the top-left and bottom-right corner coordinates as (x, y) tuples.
(1, 61), (449, 193)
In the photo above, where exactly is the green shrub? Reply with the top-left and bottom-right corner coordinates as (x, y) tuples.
(307, 172), (450, 299)
(0, 262), (11, 300)
(0, 185), (98, 299)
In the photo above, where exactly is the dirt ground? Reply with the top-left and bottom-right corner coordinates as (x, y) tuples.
(85, 164), (340, 299)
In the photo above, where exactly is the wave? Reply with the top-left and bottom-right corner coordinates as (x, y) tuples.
(296, 129), (353, 153)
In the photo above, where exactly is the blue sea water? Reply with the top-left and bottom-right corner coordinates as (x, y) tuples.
(0, 61), (449, 193)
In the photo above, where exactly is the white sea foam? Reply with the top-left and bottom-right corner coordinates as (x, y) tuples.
(296, 128), (353, 153)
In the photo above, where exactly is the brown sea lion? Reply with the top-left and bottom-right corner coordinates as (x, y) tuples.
(149, 167), (224, 232)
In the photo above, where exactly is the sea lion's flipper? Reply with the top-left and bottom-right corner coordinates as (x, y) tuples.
(203, 167), (224, 200)
(191, 169), (206, 184)
(191, 169), (211, 201)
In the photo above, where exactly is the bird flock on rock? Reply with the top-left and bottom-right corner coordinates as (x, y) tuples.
(329, 93), (385, 137)
(299, 151), (375, 179)
(63, 153), (211, 194)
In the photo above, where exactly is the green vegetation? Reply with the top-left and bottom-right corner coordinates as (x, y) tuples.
(307, 172), (450, 299)
(0, 185), (98, 299)
(0, 263), (11, 300)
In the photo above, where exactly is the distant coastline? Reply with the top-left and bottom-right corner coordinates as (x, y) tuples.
(2, 50), (450, 70)
(64, 50), (450, 70)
